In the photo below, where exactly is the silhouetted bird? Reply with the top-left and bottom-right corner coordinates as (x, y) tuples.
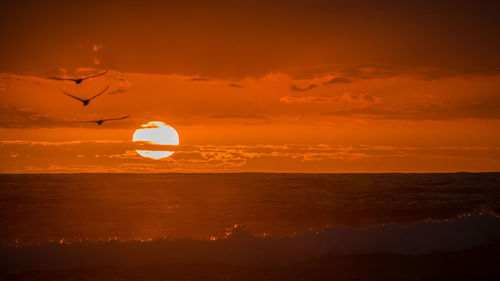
(50, 71), (108, 84)
(63, 85), (109, 106)
(81, 115), (130, 125)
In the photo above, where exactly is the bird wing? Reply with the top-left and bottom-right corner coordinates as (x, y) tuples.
(62, 91), (86, 102)
(81, 71), (108, 80)
(89, 85), (109, 100)
(75, 120), (99, 123)
(49, 76), (76, 82)
(103, 115), (130, 121)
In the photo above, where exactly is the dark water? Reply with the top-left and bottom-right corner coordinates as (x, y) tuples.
(1, 173), (500, 280)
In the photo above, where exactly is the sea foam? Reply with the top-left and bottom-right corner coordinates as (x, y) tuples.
(1, 213), (499, 271)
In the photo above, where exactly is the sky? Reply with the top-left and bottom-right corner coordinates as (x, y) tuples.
(1, 0), (500, 173)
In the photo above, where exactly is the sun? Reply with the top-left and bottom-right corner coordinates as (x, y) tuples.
(133, 121), (179, 159)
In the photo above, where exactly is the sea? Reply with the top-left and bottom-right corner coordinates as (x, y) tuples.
(1, 173), (499, 280)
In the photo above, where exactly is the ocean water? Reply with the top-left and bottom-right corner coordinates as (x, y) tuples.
(1, 173), (500, 280)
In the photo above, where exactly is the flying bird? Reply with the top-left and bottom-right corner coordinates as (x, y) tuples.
(63, 85), (109, 106)
(80, 115), (130, 126)
(50, 71), (108, 84)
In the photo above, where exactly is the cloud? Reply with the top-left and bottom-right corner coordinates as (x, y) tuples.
(322, 77), (351, 85)
(2, 142), (499, 173)
(2, 1), (500, 80)
(280, 93), (377, 104)
(0, 106), (133, 129)
(0, 106), (71, 128)
(290, 65), (474, 81)
(228, 83), (244, 88)
(361, 94), (375, 102)
(290, 84), (317, 92)
(209, 113), (268, 120)
(279, 96), (330, 104)
(188, 77), (212, 82)
(0, 73), (46, 85)
(92, 44), (102, 52)
(108, 88), (127, 95)
(322, 99), (500, 121)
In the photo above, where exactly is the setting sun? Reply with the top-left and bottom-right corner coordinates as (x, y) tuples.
(132, 121), (179, 159)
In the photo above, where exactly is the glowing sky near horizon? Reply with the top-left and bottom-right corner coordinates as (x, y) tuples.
(0, 0), (499, 172)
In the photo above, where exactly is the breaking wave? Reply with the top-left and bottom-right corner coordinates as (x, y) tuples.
(1, 213), (500, 272)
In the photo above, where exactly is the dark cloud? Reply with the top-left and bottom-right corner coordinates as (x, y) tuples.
(322, 99), (500, 121)
(322, 77), (351, 85)
(290, 84), (317, 92)
(290, 64), (500, 81)
(0, 106), (133, 129)
(228, 83), (245, 88)
(3, 1), (498, 79)
(336, 66), (444, 81)
(0, 106), (70, 128)
(361, 94), (375, 102)
(345, 93), (376, 102)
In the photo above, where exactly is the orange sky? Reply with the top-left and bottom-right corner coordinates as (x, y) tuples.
(1, 0), (500, 172)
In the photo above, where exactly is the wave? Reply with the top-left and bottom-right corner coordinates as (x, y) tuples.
(1, 213), (500, 272)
